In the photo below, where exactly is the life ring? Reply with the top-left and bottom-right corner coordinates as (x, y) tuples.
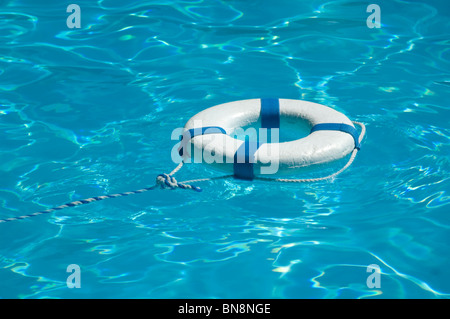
(178, 98), (361, 180)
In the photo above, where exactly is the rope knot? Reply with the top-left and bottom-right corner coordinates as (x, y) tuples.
(156, 174), (202, 192)
(156, 173), (177, 189)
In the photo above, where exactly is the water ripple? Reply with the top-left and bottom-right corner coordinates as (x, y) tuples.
(1, 0), (449, 299)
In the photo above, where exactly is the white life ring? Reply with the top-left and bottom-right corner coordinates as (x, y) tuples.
(178, 98), (361, 179)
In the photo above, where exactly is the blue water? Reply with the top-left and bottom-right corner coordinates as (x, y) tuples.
(0, 0), (449, 299)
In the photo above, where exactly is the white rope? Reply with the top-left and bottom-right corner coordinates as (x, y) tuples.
(179, 174), (234, 185)
(158, 161), (232, 190)
(168, 161), (184, 176)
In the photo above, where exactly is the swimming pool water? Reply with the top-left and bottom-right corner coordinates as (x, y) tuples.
(0, 0), (449, 299)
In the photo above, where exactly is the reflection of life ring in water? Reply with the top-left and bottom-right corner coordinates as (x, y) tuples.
(178, 98), (363, 180)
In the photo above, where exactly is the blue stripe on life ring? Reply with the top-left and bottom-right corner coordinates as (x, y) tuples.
(233, 139), (263, 180)
(310, 123), (361, 150)
(260, 98), (280, 130)
(232, 99), (280, 180)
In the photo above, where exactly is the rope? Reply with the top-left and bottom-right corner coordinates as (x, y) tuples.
(156, 172), (202, 192)
(0, 185), (159, 224)
(0, 165), (201, 224)
(0, 121), (365, 224)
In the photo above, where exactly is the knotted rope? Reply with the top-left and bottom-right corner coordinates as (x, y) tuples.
(156, 173), (202, 192)
(0, 164), (199, 223)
